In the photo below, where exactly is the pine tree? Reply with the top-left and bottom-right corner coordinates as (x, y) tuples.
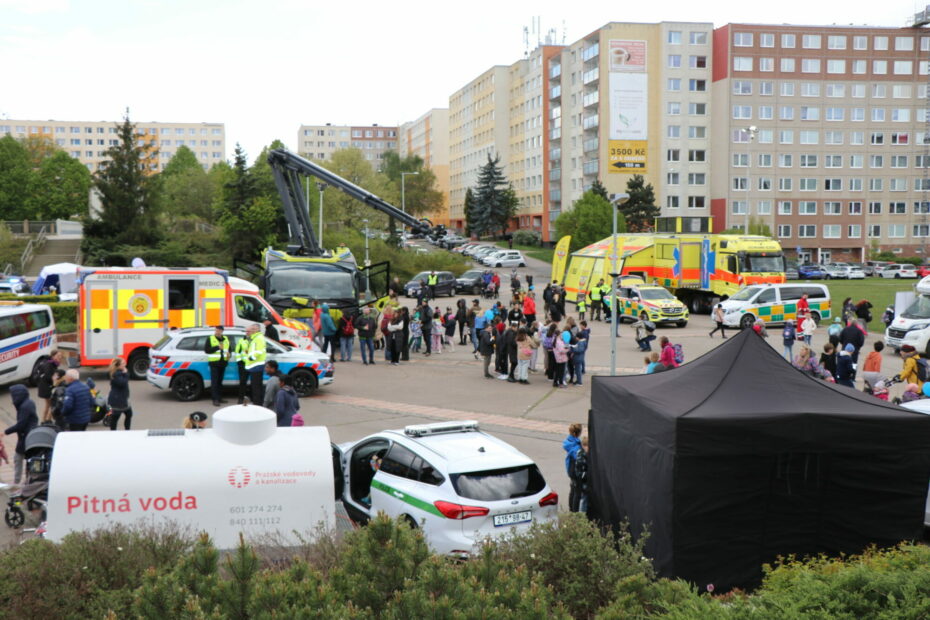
(463, 187), (475, 236)
(471, 154), (518, 236)
(620, 174), (659, 232)
(88, 113), (162, 245)
(590, 179), (610, 201)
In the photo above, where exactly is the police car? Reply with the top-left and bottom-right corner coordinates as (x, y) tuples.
(334, 420), (558, 557)
(146, 327), (333, 401)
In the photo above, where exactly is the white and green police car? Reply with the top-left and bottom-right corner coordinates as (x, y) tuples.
(335, 421), (558, 556)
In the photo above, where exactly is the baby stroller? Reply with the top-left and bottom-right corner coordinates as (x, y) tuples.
(86, 378), (111, 426)
(482, 280), (498, 299)
(4, 424), (58, 528)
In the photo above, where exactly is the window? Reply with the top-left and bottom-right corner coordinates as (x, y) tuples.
(780, 105), (795, 120)
(688, 173), (706, 185)
(800, 131), (819, 144)
(800, 106), (820, 120)
(688, 149), (705, 162)
(890, 178), (907, 192)
(853, 35), (868, 50)
(759, 57), (774, 71)
(667, 172), (680, 185)
(760, 81), (774, 95)
(688, 196), (705, 208)
(799, 225), (816, 238)
(889, 224), (905, 238)
(799, 201), (817, 214)
(916, 201), (930, 214)
(896, 36), (914, 51)
(757, 200), (772, 215)
(825, 179), (842, 191)
(733, 105), (752, 119)
(915, 225), (930, 238)
(849, 201), (863, 215)
(781, 82), (795, 96)
(800, 154), (818, 168)
(731, 200), (748, 215)
(778, 225), (792, 238)
(870, 154), (884, 167)
(689, 79), (706, 92)
(733, 57), (752, 71)
(782, 33), (796, 48)
(779, 178), (793, 190)
(800, 178), (817, 191)
(779, 201), (793, 215)
(733, 177), (748, 191)
(824, 155), (842, 168)
(875, 35), (888, 50)
(851, 107), (865, 121)
(779, 154), (793, 167)
(667, 148), (680, 162)
(779, 130), (794, 144)
(734, 32), (753, 46)
(759, 105), (774, 119)
(667, 78), (681, 91)
(731, 153), (750, 169)
(668, 54), (682, 68)
(758, 153), (772, 167)
(826, 83), (845, 97)
(800, 82), (820, 97)
(892, 109), (910, 122)
(825, 131), (844, 145)
(828, 35), (847, 49)
(826, 59), (845, 74)
(892, 84), (912, 98)
(868, 224), (882, 238)
(850, 131), (865, 145)
(690, 31), (707, 45)
(891, 155), (908, 168)
(870, 178), (884, 191)
(873, 60), (887, 75)
(869, 201), (882, 214)
(802, 34), (821, 49)
(781, 58), (796, 72)
(688, 126), (706, 138)
(871, 133), (884, 146)
(761, 33), (775, 47)
(667, 125), (680, 138)
(872, 84), (887, 98)
(168, 280), (195, 310)
(732, 80), (751, 95)
(894, 61), (913, 75)
(801, 58), (821, 73)
(667, 102), (681, 115)
(668, 30), (681, 44)
(688, 102), (706, 115)
(852, 59), (867, 75)
(667, 196), (680, 208)
(823, 225), (841, 238)
(758, 129), (773, 143)
(689, 55), (707, 68)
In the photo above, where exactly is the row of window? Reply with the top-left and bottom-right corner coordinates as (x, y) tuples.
(733, 32), (928, 52)
(667, 31), (709, 45)
(729, 80), (927, 98)
(732, 105), (923, 123)
(0, 125), (223, 136)
(729, 200), (930, 216)
(731, 177), (927, 192)
(731, 128), (920, 145)
(775, 224), (929, 240)
(667, 55), (708, 69)
(69, 150), (221, 160)
(733, 57), (925, 76)
(730, 152), (930, 168)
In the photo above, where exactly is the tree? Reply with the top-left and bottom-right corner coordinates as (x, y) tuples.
(249, 140), (290, 240)
(620, 174), (659, 232)
(86, 114), (161, 246)
(463, 188), (475, 236)
(380, 152), (444, 219)
(19, 135), (59, 169)
(161, 145), (201, 177)
(25, 150), (91, 220)
(216, 144), (271, 261)
(590, 179), (610, 201)
(722, 217), (771, 237)
(471, 154), (519, 237)
(0, 135), (33, 219)
(321, 149), (392, 230)
(555, 190), (626, 252)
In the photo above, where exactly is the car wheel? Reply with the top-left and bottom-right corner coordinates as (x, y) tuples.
(128, 351), (150, 380)
(824, 275), (830, 280)
(290, 368), (319, 397)
(740, 314), (756, 330)
(402, 514), (418, 529)
(895, 273), (901, 279)
(677, 321), (687, 328)
(171, 372), (204, 402)
(4, 506), (24, 529)
(519, 262), (526, 267)
(495, 263), (502, 268)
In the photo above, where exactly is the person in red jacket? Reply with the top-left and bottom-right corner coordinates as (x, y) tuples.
(522, 292), (537, 325)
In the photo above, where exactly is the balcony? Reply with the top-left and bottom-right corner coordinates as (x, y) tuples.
(582, 91), (599, 108)
(582, 67), (599, 86)
(550, 84), (561, 100)
(549, 209), (561, 221)
(582, 159), (599, 176)
(550, 64), (561, 80)
(550, 189), (562, 202)
(549, 168), (561, 181)
(550, 147), (561, 160)
(550, 127), (561, 140)
(583, 138), (599, 154)
(582, 43), (599, 63)
(582, 114), (599, 131)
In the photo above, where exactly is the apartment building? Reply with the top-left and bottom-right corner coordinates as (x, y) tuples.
(449, 66), (511, 230)
(399, 109), (450, 226)
(547, 22), (714, 239)
(711, 23), (930, 262)
(0, 119), (225, 171)
(297, 123), (397, 164)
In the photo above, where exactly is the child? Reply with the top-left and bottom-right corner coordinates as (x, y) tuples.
(431, 313), (443, 354)
(577, 291), (587, 322)
(800, 313), (817, 346)
(645, 352), (664, 374)
(443, 308), (457, 352)
(571, 336), (588, 386)
(569, 436), (589, 513)
(409, 317), (422, 353)
(902, 383), (922, 403)
(782, 320), (796, 361)
(820, 343), (837, 380)
(861, 341), (884, 391)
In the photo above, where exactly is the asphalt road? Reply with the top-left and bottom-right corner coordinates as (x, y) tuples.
(0, 243), (898, 543)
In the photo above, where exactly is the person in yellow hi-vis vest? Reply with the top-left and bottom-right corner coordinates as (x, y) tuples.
(203, 325), (230, 407)
(244, 324), (267, 405)
(590, 278), (604, 321)
(427, 270), (439, 300)
(577, 290), (588, 322)
(599, 281), (611, 321)
(233, 332), (251, 404)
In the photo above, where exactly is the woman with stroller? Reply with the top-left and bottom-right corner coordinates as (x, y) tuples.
(107, 357), (133, 430)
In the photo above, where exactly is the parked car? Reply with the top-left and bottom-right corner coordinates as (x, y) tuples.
(470, 246), (500, 261)
(863, 260), (893, 276)
(0, 277), (29, 296)
(404, 270), (456, 297)
(455, 269), (487, 295)
(440, 235), (467, 249)
(146, 327), (333, 401)
(823, 264), (864, 279)
(784, 262), (799, 280)
(334, 420), (558, 556)
(797, 263), (826, 279)
(482, 250), (527, 268)
(453, 242), (479, 254)
(880, 264), (919, 279)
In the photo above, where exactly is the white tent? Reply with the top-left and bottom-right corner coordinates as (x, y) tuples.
(32, 262), (80, 299)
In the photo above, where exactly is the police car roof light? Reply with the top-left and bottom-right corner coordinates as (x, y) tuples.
(404, 421), (480, 437)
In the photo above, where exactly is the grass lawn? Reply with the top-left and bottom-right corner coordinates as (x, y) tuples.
(494, 241), (553, 263)
(821, 277), (917, 334)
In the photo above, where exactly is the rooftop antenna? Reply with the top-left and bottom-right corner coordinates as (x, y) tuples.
(562, 20), (567, 44)
(523, 25), (529, 57)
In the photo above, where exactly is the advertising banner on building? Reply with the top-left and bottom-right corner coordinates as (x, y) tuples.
(608, 40), (647, 173)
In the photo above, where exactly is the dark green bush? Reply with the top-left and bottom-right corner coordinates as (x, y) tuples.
(512, 229), (542, 247)
(0, 294), (59, 303)
(47, 301), (77, 332)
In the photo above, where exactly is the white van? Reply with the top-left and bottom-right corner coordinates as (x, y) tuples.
(885, 275), (930, 353)
(720, 283), (832, 329)
(0, 302), (56, 387)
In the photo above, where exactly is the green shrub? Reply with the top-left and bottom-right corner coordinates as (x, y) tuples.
(0, 294), (59, 303)
(47, 302), (77, 332)
(512, 229), (542, 247)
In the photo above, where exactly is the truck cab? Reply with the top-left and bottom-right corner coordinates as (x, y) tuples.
(228, 277), (313, 350)
(885, 276), (930, 353)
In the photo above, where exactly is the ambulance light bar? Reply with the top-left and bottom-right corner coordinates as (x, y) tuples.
(404, 421), (480, 438)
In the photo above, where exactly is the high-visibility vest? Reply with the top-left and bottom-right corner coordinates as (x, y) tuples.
(600, 284), (611, 298)
(577, 293), (587, 312)
(207, 335), (230, 363)
(427, 273), (438, 286)
(590, 286), (602, 301)
(245, 333), (267, 370)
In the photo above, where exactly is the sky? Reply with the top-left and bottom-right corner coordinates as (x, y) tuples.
(1, 0), (927, 164)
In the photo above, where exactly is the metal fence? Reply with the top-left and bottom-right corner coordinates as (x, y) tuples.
(3, 220), (56, 235)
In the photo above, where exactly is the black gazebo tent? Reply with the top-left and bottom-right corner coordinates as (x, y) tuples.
(588, 329), (930, 591)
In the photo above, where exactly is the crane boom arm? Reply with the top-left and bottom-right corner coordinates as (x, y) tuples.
(267, 148), (432, 255)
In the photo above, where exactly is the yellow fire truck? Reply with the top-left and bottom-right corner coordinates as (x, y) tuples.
(557, 217), (786, 313)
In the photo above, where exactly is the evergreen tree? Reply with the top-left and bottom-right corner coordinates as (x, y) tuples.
(86, 114), (161, 246)
(463, 187), (475, 236)
(216, 144), (277, 261)
(620, 174), (659, 232)
(471, 154), (518, 236)
(0, 135), (34, 220)
(590, 179), (610, 201)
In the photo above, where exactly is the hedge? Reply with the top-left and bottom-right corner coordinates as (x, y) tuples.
(0, 294), (59, 303)
(47, 302), (77, 332)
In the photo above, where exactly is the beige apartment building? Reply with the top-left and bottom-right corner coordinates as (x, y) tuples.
(297, 123), (397, 165)
(546, 22), (714, 240)
(711, 23), (930, 262)
(0, 119), (225, 171)
(399, 109), (450, 226)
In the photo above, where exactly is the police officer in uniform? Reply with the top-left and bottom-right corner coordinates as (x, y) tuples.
(244, 324), (267, 405)
(234, 331), (251, 404)
(599, 279), (612, 321)
(204, 325), (230, 407)
(590, 279), (604, 321)
(427, 270), (439, 300)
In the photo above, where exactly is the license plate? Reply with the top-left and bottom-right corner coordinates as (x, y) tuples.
(493, 511), (532, 527)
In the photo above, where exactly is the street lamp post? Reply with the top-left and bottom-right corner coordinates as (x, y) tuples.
(609, 192), (630, 377)
(363, 219), (371, 299)
(316, 182), (327, 247)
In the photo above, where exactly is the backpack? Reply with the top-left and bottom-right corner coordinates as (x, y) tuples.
(672, 343), (685, 365)
(341, 317), (355, 337)
(916, 358), (930, 383)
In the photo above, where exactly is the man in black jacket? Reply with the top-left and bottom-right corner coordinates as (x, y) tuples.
(478, 323), (495, 378)
(356, 306), (378, 365)
(420, 303), (433, 356)
(839, 319), (866, 363)
(505, 322), (519, 382)
(5, 384), (37, 485)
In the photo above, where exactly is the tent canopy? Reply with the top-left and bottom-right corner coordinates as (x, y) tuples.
(589, 329), (930, 591)
(32, 262), (80, 296)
